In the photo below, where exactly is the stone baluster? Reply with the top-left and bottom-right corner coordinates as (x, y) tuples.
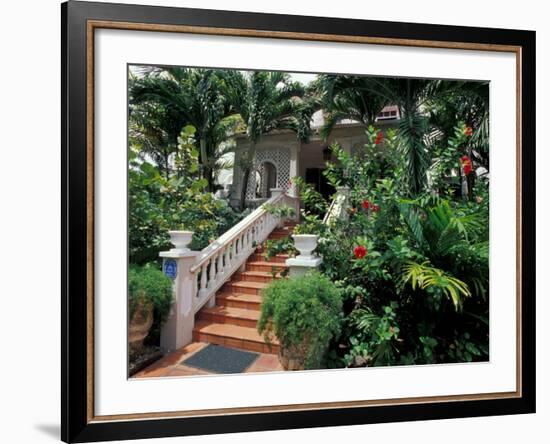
(208, 256), (216, 285)
(200, 263), (208, 295)
(217, 251), (224, 279)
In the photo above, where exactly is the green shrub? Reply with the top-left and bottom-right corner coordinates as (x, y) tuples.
(316, 137), (489, 367)
(291, 176), (328, 216)
(263, 203), (296, 220)
(128, 264), (173, 324)
(262, 237), (296, 262)
(258, 272), (343, 369)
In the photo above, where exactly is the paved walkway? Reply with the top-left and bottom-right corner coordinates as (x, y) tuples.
(132, 342), (283, 378)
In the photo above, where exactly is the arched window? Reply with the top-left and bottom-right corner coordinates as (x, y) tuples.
(260, 161), (277, 198)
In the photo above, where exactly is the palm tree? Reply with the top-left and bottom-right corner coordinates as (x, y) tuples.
(129, 98), (182, 179)
(319, 76), (468, 196)
(129, 67), (235, 191)
(224, 71), (314, 210)
(428, 81), (490, 170)
(311, 74), (387, 139)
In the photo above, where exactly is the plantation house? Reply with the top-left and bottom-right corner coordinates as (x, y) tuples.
(227, 106), (400, 208)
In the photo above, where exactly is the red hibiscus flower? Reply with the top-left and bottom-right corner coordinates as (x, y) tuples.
(354, 245), (367, 259)
(464, 126), (473, 137)
(374, 131), (384, 145)
(460, 155), (473, 175)
(361, 200), (370, 210)
(372, 204), (380, 213)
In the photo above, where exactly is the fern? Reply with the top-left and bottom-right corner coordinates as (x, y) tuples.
(401, 261), (471, 310)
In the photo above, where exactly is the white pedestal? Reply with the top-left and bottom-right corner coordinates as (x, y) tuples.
(159, 250), (199, 352)
(285, 256), (323, 277)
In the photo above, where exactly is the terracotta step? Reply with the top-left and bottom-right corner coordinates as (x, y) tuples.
(270, 229), (293, 235)
(268, 234), (292, 240)
(249, 253), (290, 264)
(235, 270), (282, 283)
(247, 261), (288, 273)
(198, 306), (260, 328)
(272, 226), (295, 232)
(216, 292), (263, 310)
(193, 320), (279, 354)
(224, 280), (268, 295)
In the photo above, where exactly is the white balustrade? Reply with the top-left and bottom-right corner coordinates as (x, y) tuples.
(188, 190), (298, 314)
(160, 189), (299, 350)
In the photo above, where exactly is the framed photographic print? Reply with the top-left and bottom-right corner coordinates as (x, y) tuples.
(61, 1), (536, 442)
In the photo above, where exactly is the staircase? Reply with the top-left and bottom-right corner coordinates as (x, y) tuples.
(192, 222), (296, 355)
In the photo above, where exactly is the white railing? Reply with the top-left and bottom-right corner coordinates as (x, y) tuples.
(323, 186), (351, 225)
(189, 189), (299, 314)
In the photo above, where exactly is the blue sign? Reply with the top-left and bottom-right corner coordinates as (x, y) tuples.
(163, 259), (178, 280)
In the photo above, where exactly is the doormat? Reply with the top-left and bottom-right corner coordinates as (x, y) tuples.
(182, 344), (259, 374)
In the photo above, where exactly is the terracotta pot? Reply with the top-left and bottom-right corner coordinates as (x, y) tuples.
(278, 344), (307, 371)
(128, 301), (154, 352)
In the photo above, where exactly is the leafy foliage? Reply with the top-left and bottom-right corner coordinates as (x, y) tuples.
(309, 74), (387, 139)
(401, 261), (471, 310)
(126, 66), (490, 369)
(258, 272), (343, 369)
(222, 71), (316, 209)
(262, 238), (296, 262)
(310, 129), (489, 368)
(291, 176), (328, 216)
(130, 67), (240, 191)
(263, 203), (296, 220)
(128, 264), (173, 324)
(129, 126), (241, 264)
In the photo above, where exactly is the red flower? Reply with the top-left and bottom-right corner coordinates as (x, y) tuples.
(460, 155), (473, 175)
(374, 131), (384, 145)
(464, 126), (473, 137)
(361, 200), (370, 210)
(372, 204), (380, 213)
(354, 245), (367, 259)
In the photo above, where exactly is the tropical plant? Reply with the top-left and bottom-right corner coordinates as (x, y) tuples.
(129, 98), (183, 179)
(318, 76), (477, 195)
(263, 203), (296, 220)
(223, 71), (315, 210)
(401, 261), (471, 310)
(324, 126), (401, 193)
(428, 81), (490, 170)
(130, 67), (238, 191)
(310, 74), (388, 139)
(291, 176), (328, 216)
(262, 238), (296, 262)
(292, 213), (326, 236)
(128, 264), (174, 324)
(128, 126), (241, 264)
(308, 134), (489, 367)
(258, 272), (343, 369)
(342, 303), (401, 367)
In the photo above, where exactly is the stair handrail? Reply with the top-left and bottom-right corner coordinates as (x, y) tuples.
(323, 186), (351, 225)
(189, 190), (299, 314)
(190, 192), (283, 273)
(322, 195), (337, 224)
(159, 189), (299, 351)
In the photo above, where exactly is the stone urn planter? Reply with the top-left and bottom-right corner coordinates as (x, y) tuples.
(128, 301), (154, 352)
(292, 234), (319, 259)
(168, 230), (193, 253)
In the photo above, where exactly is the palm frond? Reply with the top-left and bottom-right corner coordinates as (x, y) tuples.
(401, 261), (471, 310)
